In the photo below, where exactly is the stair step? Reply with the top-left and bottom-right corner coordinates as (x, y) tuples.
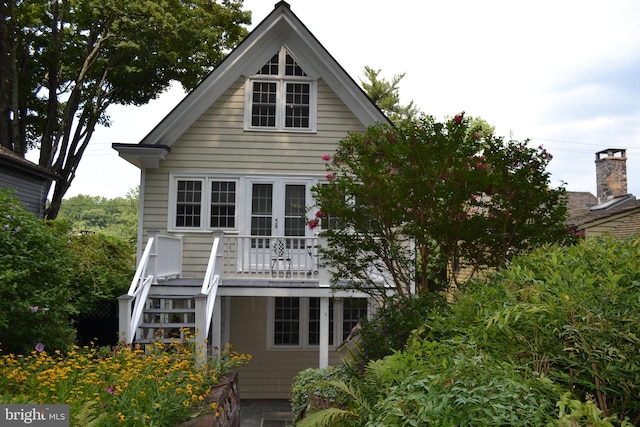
(144, 308), (196, 313)
(139, 322), (194, 328)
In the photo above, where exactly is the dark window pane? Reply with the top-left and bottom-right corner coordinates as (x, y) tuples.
(274, 297), (300, 345)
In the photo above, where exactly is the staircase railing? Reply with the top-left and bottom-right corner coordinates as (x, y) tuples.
(118, 235), (157, 344)
(195, 230), (224, 367)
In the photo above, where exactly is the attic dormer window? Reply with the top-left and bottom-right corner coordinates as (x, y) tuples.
(245, 48), (317, 132)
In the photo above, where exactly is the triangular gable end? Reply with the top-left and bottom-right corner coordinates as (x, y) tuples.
(113, 1), (389, 168)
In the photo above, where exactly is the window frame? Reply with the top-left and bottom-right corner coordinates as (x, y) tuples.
(244, 48), (317, 133)
(266, 297), (370, 350)
(168, 174), (240, 232)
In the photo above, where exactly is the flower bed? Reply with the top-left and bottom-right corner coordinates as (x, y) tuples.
(0, 339), (251, 426)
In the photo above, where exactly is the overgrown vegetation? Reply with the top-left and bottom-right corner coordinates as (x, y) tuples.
(0, 337), (251, 427)
(0, 189), (134, 353)
(0, 189), (78, 353)
(293, 237), (640, 426)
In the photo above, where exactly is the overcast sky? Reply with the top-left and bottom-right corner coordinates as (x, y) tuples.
(62, 0), (640, 199)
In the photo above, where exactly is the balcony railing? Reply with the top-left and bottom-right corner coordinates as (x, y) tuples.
(217, 235), (322, 281)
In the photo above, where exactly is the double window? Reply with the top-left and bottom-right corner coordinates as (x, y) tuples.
(269, 297), (369, 349)
(245, 47), (317, 132)
(171, 177), (238, 231)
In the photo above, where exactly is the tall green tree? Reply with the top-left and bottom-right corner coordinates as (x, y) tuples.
(312, 113), (569, 297)
(58, 186), (139, 243)
(360, 66), (419, 122)
(0, 0), (251, 219)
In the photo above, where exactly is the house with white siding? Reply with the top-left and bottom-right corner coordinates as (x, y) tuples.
(113, 1), (391, 399)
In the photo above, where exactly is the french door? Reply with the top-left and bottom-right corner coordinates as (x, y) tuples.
(247, 179), (310, 272)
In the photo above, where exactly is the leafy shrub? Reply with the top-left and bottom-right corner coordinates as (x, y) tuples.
(291, 365), (353, 421)
(297, 237), (640, 426)
(355, 293), (446, 365)
(67, 232), (134, 316)
(367, 339), (559, 426)
(0, 189), (77, 354)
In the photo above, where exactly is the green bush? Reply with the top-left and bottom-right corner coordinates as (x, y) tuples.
(0, 189), (77, 354)
(67, 233), (134, 316)
(355, 293), (447, 365)
(296, 237), (640, 426)
(291, 365), (353, 422)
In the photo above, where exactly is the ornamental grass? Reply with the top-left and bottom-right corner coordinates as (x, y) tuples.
(0, 333), (251, 427)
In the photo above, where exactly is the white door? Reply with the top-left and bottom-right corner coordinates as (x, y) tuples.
(247, 180), (310, 273)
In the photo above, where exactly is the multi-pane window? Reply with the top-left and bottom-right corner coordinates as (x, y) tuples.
(285, 83), (310, 128)
(210, 181), (236, 228)
(176, 180), (202, 227)
(246, 47), (315, 131)
(251, 82), (277, 127)
(172, 177), (237, 230)
(274, 297), (300, 345)
(271, 298), (368, 348)
(342, 299), (368, 340)
(308, 298), (334, 346)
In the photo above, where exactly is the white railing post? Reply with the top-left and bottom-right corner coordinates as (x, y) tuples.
(146, 229), (159, 284)
(318, 235), (330, 287)
(117, 295), (134, 344)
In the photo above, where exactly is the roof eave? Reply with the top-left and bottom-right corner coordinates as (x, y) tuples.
(112, 143), (171, 169)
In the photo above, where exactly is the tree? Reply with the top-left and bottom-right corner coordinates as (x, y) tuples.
(311, 113), (569, 297)
(359, 66), (419, 122)
(58, 186), (139, 243)
(0, 0), (251, 219)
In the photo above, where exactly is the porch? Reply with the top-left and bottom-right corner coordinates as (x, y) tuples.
(117, 230), (362, 370)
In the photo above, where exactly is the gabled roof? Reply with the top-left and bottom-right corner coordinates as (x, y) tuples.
(113, 1), (389, 168)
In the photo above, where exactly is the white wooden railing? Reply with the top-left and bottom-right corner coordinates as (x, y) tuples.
(195, 231), (223, 365)
(219, 235), (322, 280)
(118, 232), (184, 344)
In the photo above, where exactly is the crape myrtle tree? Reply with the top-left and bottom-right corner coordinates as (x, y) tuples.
(311, 112), (569, 298)
(0, 0), (251, 219)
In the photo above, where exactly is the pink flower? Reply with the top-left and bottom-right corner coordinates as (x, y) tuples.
(472, 132), (479, 139)
(35, 342), (45, 352)
(106, 385), (117, 395)
(315, 210), (326, 219)
(308, 218), (320, 230)
(322, 154), (331, 161)
(326, 173), (335, 180)
(453, 112), (465, 124)
(29, 306), (38, 313)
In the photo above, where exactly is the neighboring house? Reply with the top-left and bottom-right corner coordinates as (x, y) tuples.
(0, 146), (57, 218)
(113, 1), (391, 399)
(566, 148), (640, 239)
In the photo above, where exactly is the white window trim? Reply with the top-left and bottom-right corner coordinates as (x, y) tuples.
(243, 49), (318, 133)
(266, 297), (370, 351)
(168, 174), (240, 233)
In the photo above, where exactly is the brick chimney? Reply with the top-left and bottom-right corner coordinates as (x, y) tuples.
(595, 148), (628, 203)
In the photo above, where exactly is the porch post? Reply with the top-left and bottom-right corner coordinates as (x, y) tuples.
(319, 297), (329, 368)
(194, 293), (208, 369)
(211, 295), (222, 358)
(117, 295), (134, 344)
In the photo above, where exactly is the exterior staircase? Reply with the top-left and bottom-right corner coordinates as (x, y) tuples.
(135, 280), (202, 344)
